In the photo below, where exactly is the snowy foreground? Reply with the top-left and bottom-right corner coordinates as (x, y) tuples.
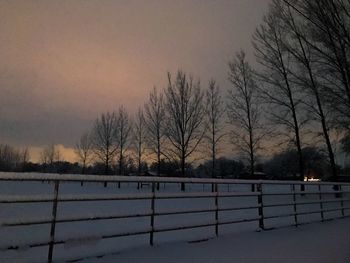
(0, 172), (349, 262)
(82, 218), (350, 263)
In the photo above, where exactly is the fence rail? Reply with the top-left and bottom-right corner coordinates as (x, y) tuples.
(0, 172), (349, 263)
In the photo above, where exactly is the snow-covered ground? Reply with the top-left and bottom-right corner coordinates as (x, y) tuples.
(0, 172), (349, 262)
(82, 218), (350, 263)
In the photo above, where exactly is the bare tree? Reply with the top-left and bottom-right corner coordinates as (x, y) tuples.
(164, 71), (205, 190)
(227, 51), (265, 178)
(92, 112), (119, 177)
(205, 80), (226, 178)
(20, 147), (30, 169)
(144, 86), (166, 176)
(116, 106), (132, 176)
(75, 132), (93, 174)
(277, 1), (338, 179)
(281, 0), (350, 130)
(132, 108), (147, 176)
(253, 4), (305, 181)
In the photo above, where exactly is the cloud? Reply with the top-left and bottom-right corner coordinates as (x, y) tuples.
(0, 0), (270, 160)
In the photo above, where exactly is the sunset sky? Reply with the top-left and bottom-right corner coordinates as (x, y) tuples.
(0, 0), (270, 161)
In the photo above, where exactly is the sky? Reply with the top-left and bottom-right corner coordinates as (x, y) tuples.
(0, 0), (270, 162)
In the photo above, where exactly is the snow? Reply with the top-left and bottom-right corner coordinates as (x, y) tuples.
(0, 172), (349, 262)
(81, 218), (350, 263)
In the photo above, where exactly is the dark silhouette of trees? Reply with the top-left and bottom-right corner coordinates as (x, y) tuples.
(264, 147), (329, 180)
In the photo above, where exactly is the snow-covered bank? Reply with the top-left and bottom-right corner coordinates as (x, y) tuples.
(82, 218), (350, 263)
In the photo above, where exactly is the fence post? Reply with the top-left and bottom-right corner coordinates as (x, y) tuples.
(292, 184), (298, 227)
(214, 183), (219, 237)
(48, 180), (60, 263)
(257, 183), (264, 230)
(150, 182), (156, 246)
(339, 185), (345, 217)
(318, 184), (324, 222)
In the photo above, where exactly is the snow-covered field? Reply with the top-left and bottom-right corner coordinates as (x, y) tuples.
(0, 172), (349, 263)
(82, 217), (350, 263)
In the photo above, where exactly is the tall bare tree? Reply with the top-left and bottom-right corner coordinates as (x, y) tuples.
(144, 87), (166, 176)
(116, 106), (132, 176)
(164, 71), (205, 189)
(75, 132), (93, 174)
(133, 108), (147, 176)
(205, 80), (226, 178)
(227, 51), (265, 178)
(281, 0), (350, 130)
(253, 4), (305, 181)
(92, 112), (119, 177)
(277, 1), (338, 179)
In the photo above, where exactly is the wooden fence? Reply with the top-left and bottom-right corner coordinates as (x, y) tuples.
(0, 173), (350, 263)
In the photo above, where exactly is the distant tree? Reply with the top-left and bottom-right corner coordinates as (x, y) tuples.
(144, 87), (166, 176)
(264, 147), (329, 180)
(19, 147), (30, 172)
(227, 51), (265, 178)
(198, 157), (245, 178)
(0, 144), (21, 171)
(149, 159), (179, 177)
(40, 144), (60, 172)
(92, 112), (119, 176)
(164, 71), (205, 190)
(75, 132), (93, 174)
(116, 106), (132, 175)
(205, 80), (226, 177)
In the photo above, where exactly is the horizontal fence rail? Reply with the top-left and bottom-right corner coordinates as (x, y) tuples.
(0, 172), (349, 263)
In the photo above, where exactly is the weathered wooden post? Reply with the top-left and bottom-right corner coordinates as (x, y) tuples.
(150, 182), (156, 245)
(48, 180), (60, 263)
(257, 183), (264, 230)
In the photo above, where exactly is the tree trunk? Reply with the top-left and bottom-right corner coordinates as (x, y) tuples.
(181, 148), (186, 191)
